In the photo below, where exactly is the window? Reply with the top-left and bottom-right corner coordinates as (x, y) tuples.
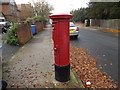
(0, 19), (5, 22)
(70, 23), (75, 27)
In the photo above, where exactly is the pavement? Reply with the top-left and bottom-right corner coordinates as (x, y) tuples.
(70, 26), (118, 85)
(2, 24), (84, 88)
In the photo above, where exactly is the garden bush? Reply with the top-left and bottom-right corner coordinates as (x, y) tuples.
(26, 16), (47, 23)
(7, 25), (19, 45)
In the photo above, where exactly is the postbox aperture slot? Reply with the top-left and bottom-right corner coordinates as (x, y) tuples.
(52, 21), (58, 23)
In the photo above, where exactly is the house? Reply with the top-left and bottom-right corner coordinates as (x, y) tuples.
(17, 4), (34, 20)
(0, 0), (20, 21)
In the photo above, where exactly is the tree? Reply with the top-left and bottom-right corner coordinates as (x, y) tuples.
(70, 8), (86, 23)
(85, 2), (120, 19)
(32, 0), (54, 18)
(70, 2), (120, 23)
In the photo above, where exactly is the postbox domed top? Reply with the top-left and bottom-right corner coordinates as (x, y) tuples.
(49, 13), (73, 19)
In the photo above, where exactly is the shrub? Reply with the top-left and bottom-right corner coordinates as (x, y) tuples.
(26, 16), (47, 22)
(7, 25), (19, 45)
(26, 17), (34, 22)
(33, 16), (47, 22)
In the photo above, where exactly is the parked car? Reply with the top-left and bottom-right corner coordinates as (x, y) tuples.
(0, 17), (5, 22)
(0, 21), (11, 33)
(70, 22), (79, 38)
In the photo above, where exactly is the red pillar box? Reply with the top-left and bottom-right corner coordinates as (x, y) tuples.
(49, 14), (73, 82)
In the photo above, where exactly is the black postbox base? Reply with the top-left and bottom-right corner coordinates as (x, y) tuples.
(55, 64), (70, 82)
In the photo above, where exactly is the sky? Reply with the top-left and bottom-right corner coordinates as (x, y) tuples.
(15, 0), (89, 14)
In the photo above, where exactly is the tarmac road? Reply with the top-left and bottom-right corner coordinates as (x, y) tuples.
(2, 33), (22, 62)
(70, 26), (118, 85)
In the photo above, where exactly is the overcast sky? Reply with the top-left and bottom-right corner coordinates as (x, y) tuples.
(15, 0), (89, 14)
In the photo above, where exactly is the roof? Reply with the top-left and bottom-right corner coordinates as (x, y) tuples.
(0, 0), (16, 6)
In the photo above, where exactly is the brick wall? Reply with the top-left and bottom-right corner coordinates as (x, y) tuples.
(17, 22), (46, 45)
(35, 22), (45, 33)
(17, 23), (33, 44)
(2, 4), (10, 15)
